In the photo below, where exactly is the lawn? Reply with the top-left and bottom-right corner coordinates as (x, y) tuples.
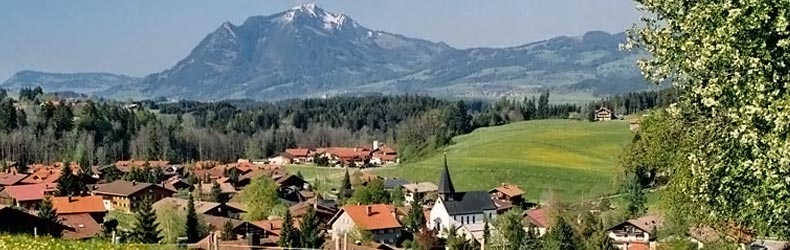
(373, 119), (633, 202)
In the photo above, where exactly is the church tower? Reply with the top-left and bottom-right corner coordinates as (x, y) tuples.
(438, 154), (455, 201)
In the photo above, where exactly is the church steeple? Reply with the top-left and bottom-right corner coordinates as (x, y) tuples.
(438, 153), (455, 200)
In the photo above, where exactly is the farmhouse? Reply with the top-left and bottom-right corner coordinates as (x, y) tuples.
(0, 183), (58, 209)
(523, 208), (548, 236)
(330, 204), (402, 244)
(428, 156), (497, 237)
(607, 214), (664, 250)
(489, 183), (525, 212)
(59, 213), (102, 240)
(402, 182), (438, 205)
(596, 107), (614, 121)
(91, 180), (175, 212)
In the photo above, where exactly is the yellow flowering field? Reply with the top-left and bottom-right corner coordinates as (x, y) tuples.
(0, 235), (178, 250)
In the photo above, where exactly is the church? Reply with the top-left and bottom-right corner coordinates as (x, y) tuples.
(427, 156), (498, 237)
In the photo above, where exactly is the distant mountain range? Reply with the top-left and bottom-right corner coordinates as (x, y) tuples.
(1, 4), (649, 101)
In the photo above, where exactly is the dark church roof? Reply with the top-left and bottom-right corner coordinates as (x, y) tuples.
(442, 191), (497, 215)
(437, 155), (496, 215)
(438, 154), (455, 195)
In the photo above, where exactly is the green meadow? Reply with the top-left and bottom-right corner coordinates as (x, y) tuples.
(373, 119), (633, 202)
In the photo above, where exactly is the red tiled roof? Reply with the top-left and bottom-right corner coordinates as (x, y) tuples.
(0, 172), (29, 186)
(491, 184), (525, 197)
(59, 213), (101, 239)
(1, 183), (58, 201)
(320, 147), (371, 160)
(51, 196), (106, 214)
(285, 148), (311, 157)
(337, 204), (401, 230)
(20, 167), (63, 184)
(525, 208), (548, 228)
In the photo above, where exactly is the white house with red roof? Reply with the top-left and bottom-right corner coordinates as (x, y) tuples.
(524, 208), (548, 236)
(329, 204), (402, 244)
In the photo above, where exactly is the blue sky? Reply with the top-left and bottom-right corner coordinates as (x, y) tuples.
(0, 0), (640, 80)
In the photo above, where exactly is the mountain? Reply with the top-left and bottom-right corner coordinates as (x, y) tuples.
(3, 4), (649, 101)
(1, 70), (140, 95)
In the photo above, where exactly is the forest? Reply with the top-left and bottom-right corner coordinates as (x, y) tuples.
(0, 87), (667, 168)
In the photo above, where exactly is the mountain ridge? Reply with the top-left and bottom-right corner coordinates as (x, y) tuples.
(2, 4), (648, 101)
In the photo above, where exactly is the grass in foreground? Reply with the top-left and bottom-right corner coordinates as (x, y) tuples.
(0, 234), (177, 250)
(373, 119), (633, 202)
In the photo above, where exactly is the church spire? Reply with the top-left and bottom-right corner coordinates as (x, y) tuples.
(438, 153), (455, 200)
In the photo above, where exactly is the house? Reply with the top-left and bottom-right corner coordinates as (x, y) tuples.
(154, 197), (246, 219)
(317, 147), (372, 166)
(523, 208), (548, 236)
(329, 204), (402, 244)
(428, 156), (497, 237)
(0, 205), (69, 236)
(596, 107), (614, 121)
(268, 154), (294, 165)
(607, 214), (664, 250)
(284, 148), (313, 163)
(489, 184), (525, 212)
(164, 178), (193, 192)
(199, 181), (238, 201)
(370, 145), (398, 165)
(382, 178), (409, 191)
(197, 216), (277, 248)
(59, 213), (102, 240)
(51, 196), (107, 222)
(290, 198), (339, 226)
(0, 183), (58, 209)
(402, 182), (438, 205)
(91, 180), (175, 212)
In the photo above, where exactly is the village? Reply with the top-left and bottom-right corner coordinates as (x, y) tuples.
(0, 136), (734, 250)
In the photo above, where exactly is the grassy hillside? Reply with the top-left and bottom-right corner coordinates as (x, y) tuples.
(373, 119), (633, 202)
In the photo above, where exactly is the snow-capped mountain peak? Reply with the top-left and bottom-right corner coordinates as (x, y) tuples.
(279, 3), (352, 30)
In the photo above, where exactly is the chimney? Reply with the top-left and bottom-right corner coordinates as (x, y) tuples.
(68, 195), (72, 202)
(366, 205), (372, 216)
(132, 181), (137, 186)
(373, 141), (380, 150)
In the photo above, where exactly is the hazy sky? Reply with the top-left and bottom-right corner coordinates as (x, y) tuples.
(0, 0), (641, 80)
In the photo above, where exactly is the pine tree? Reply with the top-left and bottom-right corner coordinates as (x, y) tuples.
(209, 182), (223, 202)
(220, 220), (236, 240)
(482, 216), (491, 246)
(57, 162), (81, 196)
(299, 206), (322, 248)
(341, 168), (351, 190)
(278, 209), (300, 248)
(185, 194), (200, 243)
(131, 198), (162, 243)
(545, 216), (580, 250)
(624, 174), (647, 218)
(405, 198), (425, 232)
(38, 196), (58, 223)
(524, 223), (543, 250)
